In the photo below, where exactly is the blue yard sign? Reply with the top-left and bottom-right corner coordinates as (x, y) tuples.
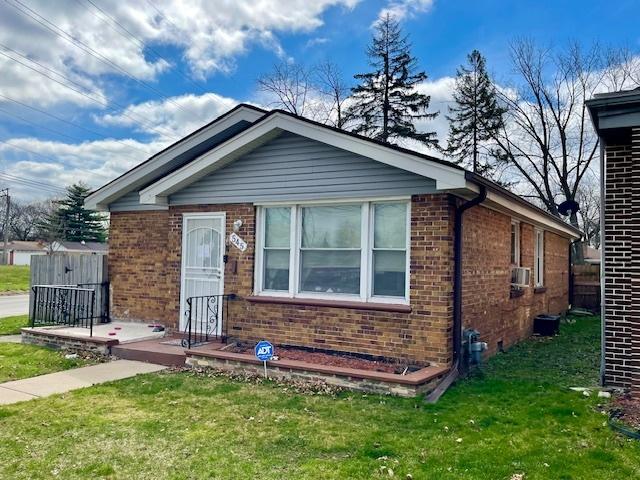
(255, 340), (274, 378)
(255, 340), (274, 361)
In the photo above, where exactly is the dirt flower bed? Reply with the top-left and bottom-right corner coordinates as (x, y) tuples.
(228, 342), (427, 374)
(612, 394), (640, 431)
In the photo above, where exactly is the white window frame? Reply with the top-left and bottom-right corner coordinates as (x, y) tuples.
(254, 198), (411, 304)
(510, 220), (521, 267)
(534, 228), (544, 287)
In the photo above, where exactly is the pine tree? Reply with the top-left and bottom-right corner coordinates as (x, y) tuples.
(38, 184), (107, 243)
(346, 14), (438, 147)
(446, 50), (505, 177)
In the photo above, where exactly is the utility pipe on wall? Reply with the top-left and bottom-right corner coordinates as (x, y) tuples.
(425, 185), (487, 403)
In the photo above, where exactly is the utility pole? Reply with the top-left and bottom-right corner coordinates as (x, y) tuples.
(1, 188), (9, 265)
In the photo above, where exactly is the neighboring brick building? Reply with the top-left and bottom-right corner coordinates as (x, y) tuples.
(587, 89), (640, 395)
(87, 104), (580, 373)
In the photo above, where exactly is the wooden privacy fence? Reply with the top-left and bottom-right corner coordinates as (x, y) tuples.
(30, 254), (109, 323)
(572, 263), (600, 312)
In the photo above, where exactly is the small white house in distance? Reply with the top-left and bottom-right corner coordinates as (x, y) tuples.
(0, 241), (47, 265)
(50, 241), (108, 254)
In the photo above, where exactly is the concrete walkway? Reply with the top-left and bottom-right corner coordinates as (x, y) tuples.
(0, 335), (21, 343)
(0, 294), (29, 317)
(0, 360), (166, 405)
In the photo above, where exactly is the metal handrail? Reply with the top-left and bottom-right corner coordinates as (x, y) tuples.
(30, 282), (110, 336)
(182, 293), (236, 349)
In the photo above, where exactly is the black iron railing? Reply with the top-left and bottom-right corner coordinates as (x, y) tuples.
(31, 285), (96, 336)
(182, 294), (235, 349)
(77, 282), (110, 324)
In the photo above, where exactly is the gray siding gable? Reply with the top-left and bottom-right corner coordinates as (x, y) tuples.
(169, 132), (436, 205)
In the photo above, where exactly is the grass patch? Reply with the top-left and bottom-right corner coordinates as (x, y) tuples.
(0, 265), (30, 293)
(0, 343), (90, 383)
(0, 316), (638, 479)
(0, 315), (29, 335)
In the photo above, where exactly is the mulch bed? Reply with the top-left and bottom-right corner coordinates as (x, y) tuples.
(228, 343), (426, 374)
(612, 394), (640, 430)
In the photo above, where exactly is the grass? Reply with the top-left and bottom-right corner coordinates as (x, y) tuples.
(0, 265), (30, 293)
(0, 343), (91, 383)
(0, 316), (638, 479)
(0, 315), (29, 335)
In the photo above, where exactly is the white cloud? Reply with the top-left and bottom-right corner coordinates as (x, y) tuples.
(376, 0), (434, 23)
(0, 136), (161, 200)
(97, 92), (242, 142)
(0, 0), (359, 107)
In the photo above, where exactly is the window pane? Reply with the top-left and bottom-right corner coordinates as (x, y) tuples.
(300, 250), (360, 294)
(301, 205), (361, 248)
(264, 249), (290, 291)
(374, 203), (407, 248)
(373, 250), (406, 297)
(265, 207), (291, 248)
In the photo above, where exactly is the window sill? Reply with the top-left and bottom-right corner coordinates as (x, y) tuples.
(510, 288), (525, 299)
(246, 295), (412, 313)
(534, 286), (547, 294)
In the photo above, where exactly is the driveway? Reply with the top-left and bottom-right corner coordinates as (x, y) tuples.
(0, 294), (29, 318)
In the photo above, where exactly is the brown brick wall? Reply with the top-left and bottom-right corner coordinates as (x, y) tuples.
(604, 134), (640, 393)
(109, 195), (456, 366)
(461, 205), (570, 357)
(108, 194), (571, 367)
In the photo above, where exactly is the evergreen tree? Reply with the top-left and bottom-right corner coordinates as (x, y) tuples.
(346, 14), (438, 147)
(39, 183), (107, 243)
(446, 50), (505, 177)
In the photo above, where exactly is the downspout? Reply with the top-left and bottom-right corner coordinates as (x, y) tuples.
(425, 184), (487, 403)
(599, 140), (606, 387)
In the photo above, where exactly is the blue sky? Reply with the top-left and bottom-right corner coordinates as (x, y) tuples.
(0, 0), (638, 200)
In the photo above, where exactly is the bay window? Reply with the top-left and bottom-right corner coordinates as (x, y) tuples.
(256, 200), (410, 303)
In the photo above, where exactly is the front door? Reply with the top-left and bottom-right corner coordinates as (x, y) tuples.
(180, 213), (225, 333)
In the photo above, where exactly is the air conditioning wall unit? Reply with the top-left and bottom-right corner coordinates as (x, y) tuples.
(511, 266), (531, 288)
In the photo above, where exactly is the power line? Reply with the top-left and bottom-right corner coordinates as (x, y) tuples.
(80, 0), (207, 94)
(0, 92), (153, 157)
(0, 171), (67, 191)
(5, 0), (198, 117)
(0, 44), (180, 140)
(0, 173), (67, 195)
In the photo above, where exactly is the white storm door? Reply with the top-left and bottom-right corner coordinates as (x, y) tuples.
(180, 214), (225, 332)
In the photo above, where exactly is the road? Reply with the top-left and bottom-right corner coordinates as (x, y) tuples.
(0, 294), (29, 317)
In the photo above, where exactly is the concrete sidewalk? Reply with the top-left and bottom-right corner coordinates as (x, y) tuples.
(0, 360), (166, 405)
(0, 294), (29, 317)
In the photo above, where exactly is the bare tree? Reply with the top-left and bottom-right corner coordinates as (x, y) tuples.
(257, 62), (315, 117)
(492, 40), (639, 232)
(576, 175), (601, 248)
(8, 201), (49, 240)
(315, 61), (350, 129)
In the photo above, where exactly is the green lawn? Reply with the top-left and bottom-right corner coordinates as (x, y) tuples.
(0, 265), (30, 293)
(0, 316), (638, 479)
(0, 315), (29, 335)
(0, 343), (90, 383)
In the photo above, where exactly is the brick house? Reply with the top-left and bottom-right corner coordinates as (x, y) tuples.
(587, 88), (640, 395)
(85, 104), (580, 379)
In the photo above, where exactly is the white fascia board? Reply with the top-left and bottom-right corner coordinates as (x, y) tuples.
(84, 106), (264, 211)
(462, 181), (581, 240)
(140, 112), (467, 205)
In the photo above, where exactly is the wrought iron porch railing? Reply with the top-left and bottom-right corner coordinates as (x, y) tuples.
(31, 285), (97, 336)
(182, 294), (236, 349)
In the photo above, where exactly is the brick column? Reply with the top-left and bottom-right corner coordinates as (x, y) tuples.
(630, 128), (640, 397)
(603, 143), (634, 389)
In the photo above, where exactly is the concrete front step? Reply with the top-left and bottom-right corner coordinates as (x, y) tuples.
(111, 340), (187, 367)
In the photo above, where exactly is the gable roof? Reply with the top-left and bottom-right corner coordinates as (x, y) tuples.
(0, 241), (46, 252)
(87, 103), (581, 239)
(85, 104), (266, 211)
